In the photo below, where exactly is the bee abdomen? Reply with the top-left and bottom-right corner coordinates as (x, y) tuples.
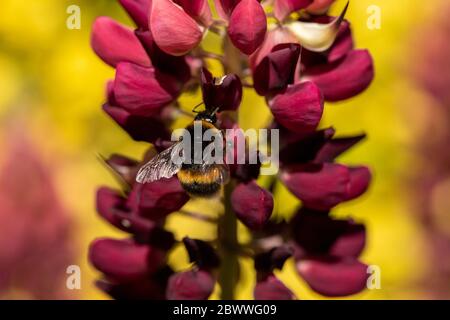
(181, 181), (221, 197)
(177, 167), (222, 197)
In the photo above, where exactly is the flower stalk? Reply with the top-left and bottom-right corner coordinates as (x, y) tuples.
(218, 181), (240, 300)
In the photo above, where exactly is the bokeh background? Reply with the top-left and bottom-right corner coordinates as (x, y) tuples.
(0, 0), (449, 299)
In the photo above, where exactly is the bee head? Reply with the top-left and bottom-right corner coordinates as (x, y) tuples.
(194, 111), (217, 124)
(192, 103), (219, 124)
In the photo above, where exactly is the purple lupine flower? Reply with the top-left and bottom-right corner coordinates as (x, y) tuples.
(0, 130), (74, 299)
(409, 2), (450, 298)
(90, 0), (374, 300)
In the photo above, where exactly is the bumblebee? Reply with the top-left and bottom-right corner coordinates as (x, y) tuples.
(136, 107), (229, 197)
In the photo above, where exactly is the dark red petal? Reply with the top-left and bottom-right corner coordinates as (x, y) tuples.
(254, 275), (295, 300)
(119, 0), (152, 29)
(301, 18), (352, 67)
(254, 246), (293, 272)
(291, 208), (366, 258)
(166, 270), (215, 300)
(297, 258), (369, 297)
(135, 29), (191, 83)
(314, 133), (366, 163)
(281, 163), (371, 210)
(96, 266), (173, 300)
(305, 50), (374, 101)
(282, 163), (349, 211)
(89, 238), (164, 281)
(201, 68), (243, 111)
(114, 62), (177, 116)
(128, 177), (190, 221)
(103, 103), (171, 143)
(250, 27), (297, 70)
(329, 223), (366, 258)
(96, 187), (151, 234)
(228, 0), (267, 55)
(104, 154), (139, 185)
(174, 0), (212, 26)
(183, 237), (220, 269)
(231, 181), (274, 230)
(274, 0), (313, 22)
(269, 81), (324, 134)
(214, 0), (241, 19)
(150, 0), (203, 56)
(328, 19), (353, 63)
(91, 17), (150, 67)
(346, 166), (371, 200)
(280, 127), (336, 164)
(96, 279), (161, 300)
(253, 43), (301, 96)
(306, 0), (336, 14)
(96, 187), (174, 248)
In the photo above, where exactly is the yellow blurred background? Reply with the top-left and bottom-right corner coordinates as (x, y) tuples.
(0, 0), (448, 299)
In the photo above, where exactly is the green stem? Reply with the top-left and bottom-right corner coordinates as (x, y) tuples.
(218, 181), (240, 300)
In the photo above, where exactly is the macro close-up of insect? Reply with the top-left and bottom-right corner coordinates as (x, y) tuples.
(136, 103), (230, 197)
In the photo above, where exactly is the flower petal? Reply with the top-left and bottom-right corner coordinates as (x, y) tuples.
(314, 133), (366, 163)
(280, 127), (336, 164)
(269, 81), (324, 134)
(119, 0), (152, 29)
(254, 246), (293, 272)
(103, 103), (171, 143)
(150, 0), (203, 56)
(274, 0), (313, 22)
(97, 266), (172, 300)
(135, 29), (192, 83)
(128, 177), (190, 221)
(96, 187), (151, 234)
(228, 0), (267, 55)
(286, 1), (348, 52)
(306, 0), (336, 15)
(114, 62), (178, 116)
(89, 238), (164, 281)
(231, 181), (274, 230)
(253, 43), (301, 96)
(305, 49), (374, 101)
(96, 187), (175, 248)
(91, 17), (150, 67)
(297, 258), (369, 296)
(250, 27), (297, 69)
(201, 68), (243, 111)
(103, 154), (139, 185)
(346, 166), (371, 199)
(183, 237), (220, 269)
(166, 270), (215, 300)
(214, 0), (241, 19)
(281, 163), (371, 210)
(328, 19), (353, 63)
(291, 208), (366, 258)
(254, 275), (295, 300)
(301, 17), (353, 67)
(174, 0), (212, 26)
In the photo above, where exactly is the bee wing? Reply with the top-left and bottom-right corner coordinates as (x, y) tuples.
(136, 142), (184, 183)
(216, 164), (230, 185)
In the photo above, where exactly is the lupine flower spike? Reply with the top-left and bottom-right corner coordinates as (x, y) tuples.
(90, 0), (374, 299)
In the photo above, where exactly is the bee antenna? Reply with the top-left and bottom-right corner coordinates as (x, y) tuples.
(192, 102), (204, 113)
(210, 107), (220, 116)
